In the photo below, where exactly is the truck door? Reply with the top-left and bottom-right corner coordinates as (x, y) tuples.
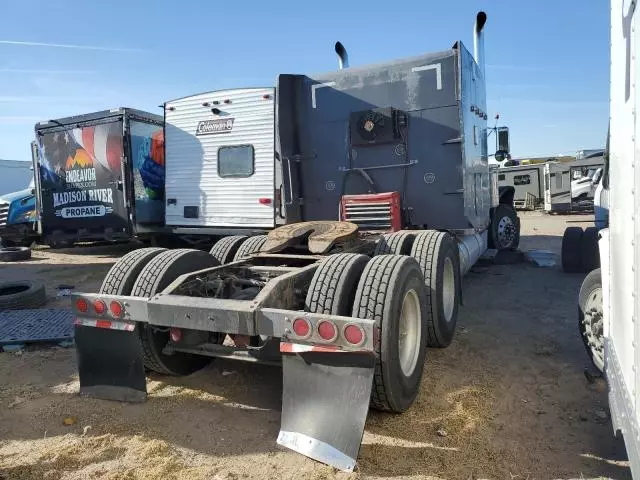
(36, 120), (130, 238)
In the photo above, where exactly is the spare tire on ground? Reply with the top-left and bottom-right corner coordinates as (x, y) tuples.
(0, 246), (31, 262)
(0, 281), (46, 310)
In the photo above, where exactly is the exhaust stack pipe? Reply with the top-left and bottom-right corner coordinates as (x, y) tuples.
(473, 11), (487, 79)
(335, 41), (349, 69)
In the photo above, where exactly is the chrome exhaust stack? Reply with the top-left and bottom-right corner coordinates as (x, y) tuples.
(474, 11), (487, 79)
(335, 41), (349, 69)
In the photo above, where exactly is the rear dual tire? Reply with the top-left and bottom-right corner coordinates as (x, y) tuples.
(131, 249), (220, 375)
(562, 226), (600, 273)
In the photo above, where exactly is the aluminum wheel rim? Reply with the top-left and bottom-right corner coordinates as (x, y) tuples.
(443, 257), (455, 322)
(585, 287), (604, 367)
(497, 216), (515, 247)
(398, 289), (421, 377)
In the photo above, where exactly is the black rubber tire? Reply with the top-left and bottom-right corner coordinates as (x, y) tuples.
(100, 247), (167, 295)
(0, 238), (16, 247)
(581, 227), (600, 272)
(578, 268), (604, 372)
(0, 281), (46, 310)
(562, 227), (584, 273)
(233, 235), (267, 261)
(209, 235), (248, 264)
(490, 204), (520, 250)
(0, 246), (31, 262)
(410, 231), (461, 348)
(132, 249), (220, 375)
(374, 231), (416, 256)
(353, 255), (428, 412)
(306, 253), (369, 315)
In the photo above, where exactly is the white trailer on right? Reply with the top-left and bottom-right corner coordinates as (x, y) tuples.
(583, 0), (640, 475)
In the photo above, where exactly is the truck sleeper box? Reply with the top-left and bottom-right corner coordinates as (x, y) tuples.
(34, 108), (166, 246)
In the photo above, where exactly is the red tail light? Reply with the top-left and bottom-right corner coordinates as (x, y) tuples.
(169, 328), (182, 342)
(75, 298), (88, 313)
(93, 299), (106, 315)
(292, 318), (311, 338)
(344, 324), (365, 345)
(109, 301), (123, 318)
(263, 94), (271, 99)
(223, 99), (231, 104)
(317, 321), (338, 342)
(258, 197), (272, 205)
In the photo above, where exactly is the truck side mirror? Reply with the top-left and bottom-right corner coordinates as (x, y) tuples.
(494, 150), (508, 162)
(497, 126), (510, 153)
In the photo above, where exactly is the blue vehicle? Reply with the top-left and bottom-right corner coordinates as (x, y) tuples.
(0, 178), (38, 247)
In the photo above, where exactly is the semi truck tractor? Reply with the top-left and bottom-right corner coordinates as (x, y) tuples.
(70, 12), (519, 471)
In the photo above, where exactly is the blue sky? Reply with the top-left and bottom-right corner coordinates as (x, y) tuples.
(1, 0), (609, 161)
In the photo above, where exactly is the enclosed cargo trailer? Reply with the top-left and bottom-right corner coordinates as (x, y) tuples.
(33, 108), (166, 247)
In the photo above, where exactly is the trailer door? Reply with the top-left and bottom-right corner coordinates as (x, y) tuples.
(164, 88), (275, 228)
(36, 120), (130, 237)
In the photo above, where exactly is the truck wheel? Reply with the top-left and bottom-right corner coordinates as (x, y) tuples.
(581, 227), (600, 272)
(353, 255), (428, 412)
(209, 235), (248, 264)
(579, 268), (604, 372)
(0, 281), (46, 310)
(234, 235), (267, 261)
(306, 253), (369, 315)
(490, 204), (520, 250)
(100, 247), (167, 295)
(410, 231), (461, 348)
(374, 231), (416, 256)
(0, 246), (31, 262)
(132, 249), (220, 375)
(562, 227), (584, 273)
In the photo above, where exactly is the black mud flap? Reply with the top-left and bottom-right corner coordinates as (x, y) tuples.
(278, 351), (375, 472)
(75, 325), (147, 402)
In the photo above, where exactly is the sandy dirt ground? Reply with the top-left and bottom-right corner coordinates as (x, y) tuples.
(0, 213), (632, 480)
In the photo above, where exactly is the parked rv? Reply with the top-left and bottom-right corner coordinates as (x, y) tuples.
(33, 109), (166, 248)
(543, 157), (605, 213)
(496, 163), (545, 209)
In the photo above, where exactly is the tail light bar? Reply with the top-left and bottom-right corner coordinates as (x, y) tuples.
(289, 317), (367, 347)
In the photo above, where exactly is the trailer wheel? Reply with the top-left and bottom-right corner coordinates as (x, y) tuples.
(132, 249), (220, 375)
(410, 231), (461, 348)
(209, 235), (248, 264)
(579, 268), (604, 372)
(489, 204), (520, 250)
(374, 231), (416, 256)
(233, 235), (267, 261)
(580, 227), (600, 272)
(100, 247), (167, 295)
(306, 253), (369, 315)
(353, 255), (428, 412)
(562, 227), (584, 273)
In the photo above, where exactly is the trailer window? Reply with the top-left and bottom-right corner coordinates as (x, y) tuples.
(218, 145), (254, 177)
(498, 174), (505, 181)
(514, 174), (531, 185)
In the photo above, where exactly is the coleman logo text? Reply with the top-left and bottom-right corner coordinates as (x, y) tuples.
(196, 118), (235, 135)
